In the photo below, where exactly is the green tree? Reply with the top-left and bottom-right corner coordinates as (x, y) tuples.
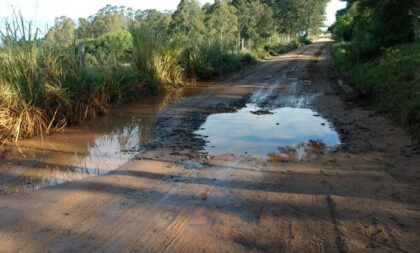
(77, 18), (92, 39)
(89, 5), (129, 37)
(249, 0), (276, 39)
(234, 0), (253, 40)
(269, 0), (328, 39)
(107, 12), (127, 33)
(170, 0), (205, 38)
(136, 9), (172, 36)
(331, 0), (417, 59)
(46, 16), (76, 47)
(205, 0), (239, 47)
(329, 9), (353, 41)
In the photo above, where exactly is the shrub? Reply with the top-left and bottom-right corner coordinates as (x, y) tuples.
(332, 42), (420, 139)
(130, 25), (184, 88)
(81, 31), (133, 66)
(182, 39), (255, 80)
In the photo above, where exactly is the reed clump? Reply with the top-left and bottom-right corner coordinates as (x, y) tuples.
(0, 13), (140, 144)
(131, 26), (184, 89)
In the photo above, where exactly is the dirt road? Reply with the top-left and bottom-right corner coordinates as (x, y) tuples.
(0, 41), (419, 253)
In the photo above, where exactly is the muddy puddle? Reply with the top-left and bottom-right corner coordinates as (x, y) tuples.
(196, 82), (341, 162)
(0, 83), (211, 194)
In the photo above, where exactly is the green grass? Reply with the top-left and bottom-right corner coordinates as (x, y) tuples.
(332, 42), (420, 140)
(0, 13), (141, 144)
(131, 26), (184, 89)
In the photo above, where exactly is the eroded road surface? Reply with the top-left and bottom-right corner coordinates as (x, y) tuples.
(1, 41), (419, 253)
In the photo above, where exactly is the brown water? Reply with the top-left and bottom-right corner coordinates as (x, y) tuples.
(0, 83), (211, 194)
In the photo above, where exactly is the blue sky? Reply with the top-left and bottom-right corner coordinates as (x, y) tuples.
(1, 0), (346, 32)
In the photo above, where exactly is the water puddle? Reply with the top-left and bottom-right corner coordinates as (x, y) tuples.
(0, 83), (211, 194)
(196, 72), (340, 161)
(196, 104), (340, 162)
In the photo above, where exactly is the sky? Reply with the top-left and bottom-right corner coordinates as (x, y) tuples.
(0, 0), (347, 32)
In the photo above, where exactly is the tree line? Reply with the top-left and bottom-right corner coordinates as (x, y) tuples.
(329, 0), (419, 60)
(46, 0), (329, 52)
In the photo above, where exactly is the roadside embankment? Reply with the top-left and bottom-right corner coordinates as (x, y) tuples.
(331, 42), (420, 141)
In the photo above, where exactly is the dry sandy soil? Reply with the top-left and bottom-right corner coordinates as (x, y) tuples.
(0, 41), (419, 253)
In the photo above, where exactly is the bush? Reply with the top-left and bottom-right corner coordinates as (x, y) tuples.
(332, 42), (420, 139)
(182, 40), (255, 80)
(81, 31), (133, 66)
(130, 25), (184, 89)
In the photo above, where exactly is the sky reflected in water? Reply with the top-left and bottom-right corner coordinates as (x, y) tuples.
(196, 103), (340, 160)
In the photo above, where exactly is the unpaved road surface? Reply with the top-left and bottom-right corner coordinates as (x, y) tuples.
(1, 41), (419, 252)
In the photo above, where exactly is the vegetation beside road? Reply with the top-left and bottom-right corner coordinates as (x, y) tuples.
(329, 0), (420, 139)
(0, 0), (328, 144)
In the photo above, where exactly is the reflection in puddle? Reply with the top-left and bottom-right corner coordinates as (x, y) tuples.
(1, 83), (211, 194)
(196, 104), (340, 161)
(267, 140), (327, 162)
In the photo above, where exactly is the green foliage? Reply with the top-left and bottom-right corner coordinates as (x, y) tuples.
(182, 39), (255, 79)
(130, 25), (184, 88)
(89, 5), (130, 36)
(204, 0), (239, 48)
(77, 18), (92, 39)
(273, 0), (329, 38)
(75, 5), (134, 38)
(136, 9), (172, 36)
(46, 16), (76, 47)
(332, 42), (420, 139)
(330, 0), (420, 139)
(170, 0), (205, 38)
(329, 9), (353, 41)
(81, 31), (133, 66)
(271, 41), (301, 55)
(331, 0), (417, 60)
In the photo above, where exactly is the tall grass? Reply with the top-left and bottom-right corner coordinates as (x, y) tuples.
(0, 13), (140, 144)
(0, 13), (61, 142)
(130, 26), (257, 83)
(131, 26), (184, 89)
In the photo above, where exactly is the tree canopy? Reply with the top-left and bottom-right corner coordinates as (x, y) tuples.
(45, 0), (329, 49)
(329, 0), (418, 59)
(46, 16), (76, 47)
